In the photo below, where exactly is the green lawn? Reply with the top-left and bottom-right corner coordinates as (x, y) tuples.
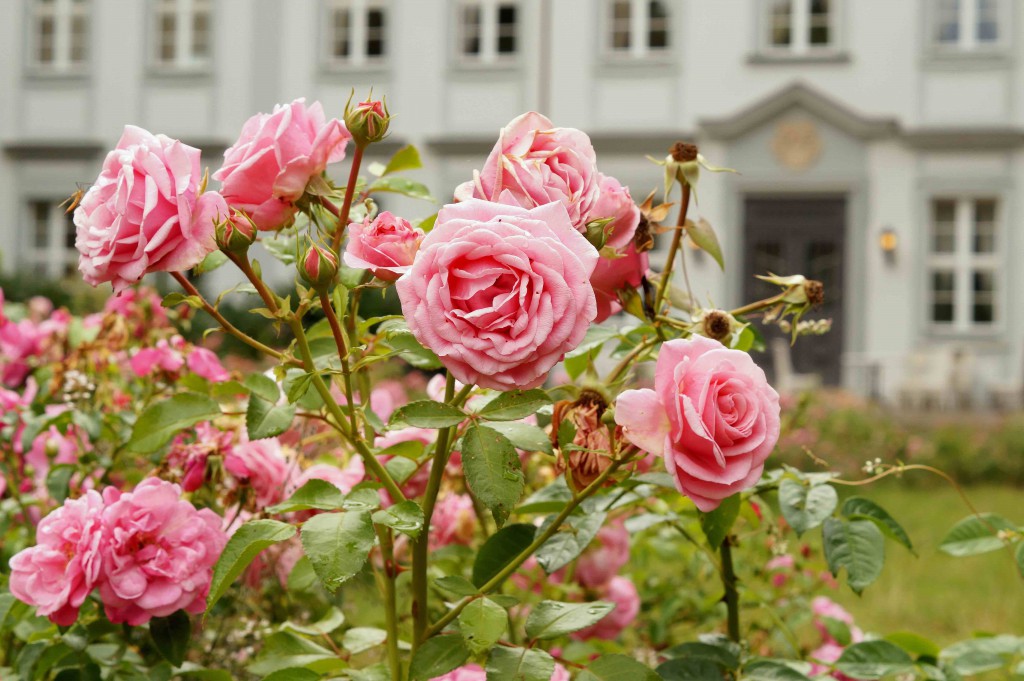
(831, 483), (1024, 644)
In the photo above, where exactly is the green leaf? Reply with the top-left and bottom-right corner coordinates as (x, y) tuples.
(700, 493), (741, 548)
(127, 393), (220, 454)
(162, 291), (204, 309)
(476, 389), (552, 421)
(885, 632), (941, 658)
(822, 517), (885, 594)
(658, 658), (729, 680)
(369, 176), (436, 202)
(742, 660), (813, 681)
(46, 464), (75, 504)
(535, 511), (606, 574)
(462, 425), (526, 527)
(260, 669), (321, 681)
(486, 646), (555, 681)
(835, 641), (915, 679)
(842, 497), (914, 552)
(486, 421), (553, 455)
(686, 217), (724, 270)
(578, 655), (661, 681)
(434, 575), (480, 598)
(207, 519), (296, 612)
(378, 319), (444, 370)
(193, 250), (228, 275)
(663, 641), (740, 670)
(246, 631), (339, 676)
(300, 510), (375, 592)
(381, 144), (423, 175)
(939, 513), (1017, 557)
(778, 479), (838, 536)
(458, 597), (508, 654)
(282, 607), (346, 636)
(247, 393), (296, 440)
(267, 479), (346, 514)
(410, 635), (471, 681)
(472, 523), (536, 587)
(149, 610), (191, 667)
(244, 373), (281, 401)
(524, 600), (615, 640)
(343, 627), (387, 654)
(371, 500), (425, 538)
(389, 400), (467, 429)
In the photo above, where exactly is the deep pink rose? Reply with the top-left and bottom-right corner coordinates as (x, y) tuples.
(812, 596), (864, 645)
(429, 493), (475, 550)
(187, 347), (230, 382)
(130, 339), (185, 377)
(98, 478), (226, 625)
(213, 99), (350, 231)
(344, 211), (424, 281)
(8, 490), (105, 625)
(397, 200), (598, 390)
(591, 242), (649, 323)
(573, 576), (640, 641)
(615, 337), (781, 511)
(454, 112), (601, 233)
(590, 174), (641, 251)
(576, 521), (630, 588)
(74, 126), (220, 292)
(225, 438), (290, 508)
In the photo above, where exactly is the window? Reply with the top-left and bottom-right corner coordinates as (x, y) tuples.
(28, 0), (89, 73)
(764, 0), (835, 54)
(25, 200), (78, 279)
(605, 0), (671, 58)
(927, 198), (1000, 330)
(933, 0), (1004, 50)
(152, 0), (211, 71)
(323, 0), (388, 68)
(456, 1), (518, 63)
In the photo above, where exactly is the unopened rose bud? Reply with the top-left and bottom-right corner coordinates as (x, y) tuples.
(215, 210), (257, 253)
(345, 95), (390, 148)
(299, 240), (338, 289)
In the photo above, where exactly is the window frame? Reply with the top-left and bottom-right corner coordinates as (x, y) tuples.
(149, 0), (213, 74)
(600, 0), (673, 62)
(925, 195), (1004, 335)
(929, 0), (1009, 53)
(321, 0), (390, 71)
(759, 0), (842, 57)
(26, 0), (90, 76)
(23, 198), (79, 280)
(453, 0), (521, 67)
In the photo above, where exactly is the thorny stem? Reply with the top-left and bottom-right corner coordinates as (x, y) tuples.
(730, 292), (786, 318)
(330, 145), (365, 253)
(378, 527), (403, 681)
(720, 537), (741, 643)
(319, 290), (358, 438)
(654, 182), (692, 318)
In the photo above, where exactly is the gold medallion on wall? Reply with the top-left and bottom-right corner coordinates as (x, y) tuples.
(771, 118), (822, 172)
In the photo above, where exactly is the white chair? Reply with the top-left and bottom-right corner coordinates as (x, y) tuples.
(897, 346), (954, 410)
(770, 337), (822, 396)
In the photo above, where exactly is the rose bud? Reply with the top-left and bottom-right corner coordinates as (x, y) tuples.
(298, 240), (338, 289)
(345, 95), (390, 148)
(211, 200), (257, 253)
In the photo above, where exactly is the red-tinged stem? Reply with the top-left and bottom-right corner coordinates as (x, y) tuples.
(330, 145), (365, 253)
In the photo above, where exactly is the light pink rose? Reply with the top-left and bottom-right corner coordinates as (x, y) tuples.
(344, 211), (424, 281)
(573, 576), (640, 641)
(213, 99), (350, 231)
(766, 554), (795, 572)
(187, 347), (230, 382)
(454, 112), (601, 234)
(576, 521), (630, 588)
(8, 490), (105, 625)
(25, 425), (80, 492)
(74, 126), (221, 292)
(130, 340), (185, 377)
(812, 596), (864, 645)
(397, 200), (598, 390)
(615, 337), (781, 511)
(591, 242), (649, 323)
(590, 174), (641, 251)
(97, 478), (226, 625)
(0, 317), (48, 386)
(430, 493), (475, 550)
(434, 664), (486, 681)
(225, 437), (291, 508)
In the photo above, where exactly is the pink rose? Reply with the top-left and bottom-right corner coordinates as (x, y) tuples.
(213, 99), (350, 231)
(434, 664), (486, 681)
(8, 490), (105, 625)
(25, 425), (80, 491)
(74, 125), (221, 292)
(615, 337), (781, 511)
(344, 211), (424, 281)
(97, 478), (226, 625)
(573, 576), (640, 641)
(430, 493), (476, 550)
(454, 112), (601, 234)
(591, 242), (649, 323)
(130, 340), (185, 377)
(812, 596), (863, 645)
(225, 437), (291, 508)
(590, 174), (641, 251)
(576, 521), (630, 588)
(187, 347), (230, 382)
(397, 200), (598, 390)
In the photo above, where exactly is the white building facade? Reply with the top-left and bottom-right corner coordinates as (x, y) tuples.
(1, 0), (1021, 402)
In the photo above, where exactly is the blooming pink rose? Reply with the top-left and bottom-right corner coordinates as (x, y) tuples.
(591, 242), (649, 323)
(74, 126), (221, 292)
(187, 347), (230, 382)
(576, 521), (630, 588)
(130, 340), (185, 377)
(98, 478), (226, 625)
(25, 425), (80, 492)
(434, 664), (486, 681)
(812, 596), (863, 645)
(430, 493), (475, 550)
(213, 99), (350, 231)
(0, 317), (47, 386)
(397, 200), (598, 390)
(225, 438), (290, 508)
(590, 174), (641, 251)
(8, 490), (105, 625)
(344, 211), (424, 281)
(454, 112), (601, 234)
(615, 337), (781, 511)
(573, 576), (640, 641)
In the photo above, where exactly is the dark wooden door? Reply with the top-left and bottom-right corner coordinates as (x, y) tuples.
(742, 197), (845, 385)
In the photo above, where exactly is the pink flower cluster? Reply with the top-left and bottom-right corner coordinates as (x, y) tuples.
(8, 478), (227, 626)
(129, 335), (229, 383)
(809, 597), (865, 680)
(0, 289), (71, 387)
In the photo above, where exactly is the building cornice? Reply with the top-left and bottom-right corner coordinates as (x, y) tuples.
(3, 141), (105, 161)
(902, 128), (1024, 150)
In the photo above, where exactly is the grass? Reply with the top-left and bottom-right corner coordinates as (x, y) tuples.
(830, 481), (1024, 644)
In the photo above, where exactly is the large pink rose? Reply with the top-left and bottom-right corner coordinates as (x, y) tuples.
(225, 437), (291, 508)
(573, 576), (640, 641)
(616, 337), (780, 511)
(591, 242), (648, 323)
(397, 200), (598, 390)
(454, 112), (601, 233)
(74, 126), (221, 292)
(8, 490), (105, 625)
(98, 478), (226, 625)
(344, 211), (424, 281)
(213, 99), (350, 231)
(576, 521), (630, 588)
